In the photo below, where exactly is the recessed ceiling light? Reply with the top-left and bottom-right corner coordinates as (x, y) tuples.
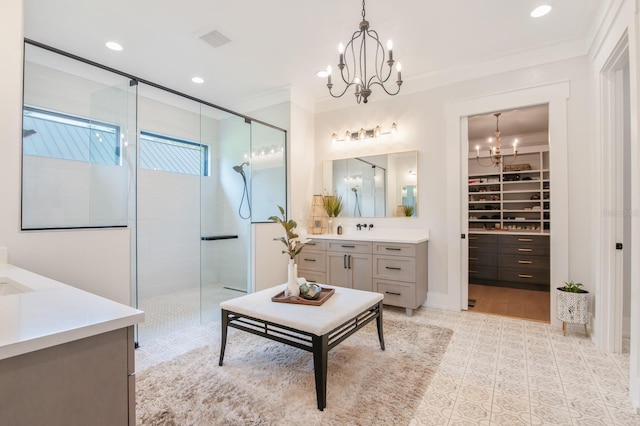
(105, 41), (123, 51)
(192, 77), (204, 84)
(530, 5), (552, 18)
(316, 70), (328, 78)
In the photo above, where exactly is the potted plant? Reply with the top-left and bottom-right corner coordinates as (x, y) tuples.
(322, 193), (343, 233)
(556, 280), (589, 336)
(268, 205), (303, 297)
(402, 205), (415, 217)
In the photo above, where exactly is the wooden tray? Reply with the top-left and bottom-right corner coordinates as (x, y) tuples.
(271, 287), (335, 306)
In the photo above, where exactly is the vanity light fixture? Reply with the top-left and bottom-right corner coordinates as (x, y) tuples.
(331, 122), (398, 142)
(476, 112), (518, 168)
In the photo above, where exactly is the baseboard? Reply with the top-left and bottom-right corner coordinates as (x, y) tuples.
(423, 291), (452, 310)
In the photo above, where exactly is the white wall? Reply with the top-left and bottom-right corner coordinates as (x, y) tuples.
(312, 56), (591, 308)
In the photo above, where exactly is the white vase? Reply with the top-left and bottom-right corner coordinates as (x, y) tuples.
(287, 259), (300, 297)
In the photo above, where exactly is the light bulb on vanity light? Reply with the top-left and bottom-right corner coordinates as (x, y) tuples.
(331, 133), (338, 143)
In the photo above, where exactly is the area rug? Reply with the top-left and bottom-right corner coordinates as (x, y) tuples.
(136, 313), (453, 425)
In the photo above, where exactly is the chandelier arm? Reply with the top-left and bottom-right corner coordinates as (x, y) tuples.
(368, 80), (402, 96)
(328, 82), (356, 99)
(359, 30), (367, 86)
(365, 28), (392, 83)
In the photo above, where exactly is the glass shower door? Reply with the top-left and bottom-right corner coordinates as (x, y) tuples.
(200, 108), (252, 322)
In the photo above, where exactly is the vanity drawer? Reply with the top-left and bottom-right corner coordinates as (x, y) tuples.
(296, 251), (326, 272)
(298, 270), (326, 285)
(373, 242), (416, 257)
(374, 279), (414, 308)
(302, 239), (326, 251)
(326, 240), (372, 254)
(373, 255), (416, 282)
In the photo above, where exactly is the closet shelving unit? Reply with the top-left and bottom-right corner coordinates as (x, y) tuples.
(468, 149), (550, 234)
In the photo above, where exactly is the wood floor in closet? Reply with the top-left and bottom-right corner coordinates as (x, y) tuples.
(468, 284), (550, 323)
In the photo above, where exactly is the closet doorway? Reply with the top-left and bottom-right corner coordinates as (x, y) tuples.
(466, 104), (551, 322)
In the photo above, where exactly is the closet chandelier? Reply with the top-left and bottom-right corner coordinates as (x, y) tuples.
(475, 113), (518, 168)
(323, 0), (402, 104)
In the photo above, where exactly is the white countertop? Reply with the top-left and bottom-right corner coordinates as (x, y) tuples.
(303, 228), (429, 244)
(0, 264), (144, 361)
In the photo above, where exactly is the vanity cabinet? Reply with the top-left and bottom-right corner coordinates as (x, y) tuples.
(296, 239), (326, 284)
(297, 237), (428, 316)
(373, 241), (428, 316)
(325, 240), (373, 292)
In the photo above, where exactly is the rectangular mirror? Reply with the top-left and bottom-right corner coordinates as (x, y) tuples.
(322, 151), (418, 218)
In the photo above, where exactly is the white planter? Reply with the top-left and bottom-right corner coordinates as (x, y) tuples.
(556, 288), (589, 325)
(286, 259), (300, 297)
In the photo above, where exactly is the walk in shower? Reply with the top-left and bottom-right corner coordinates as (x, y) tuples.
(21, 41), (287, 348)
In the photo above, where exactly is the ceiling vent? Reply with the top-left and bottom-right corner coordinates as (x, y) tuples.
(199, 30), (231, 48)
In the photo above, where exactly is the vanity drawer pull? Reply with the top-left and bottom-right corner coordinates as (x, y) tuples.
(518, 260), (533, 264)
(469, 237), (478, 240)
(519, 274), (533, 278)
(306, 242), (316, 246)
(469, 270), (478, 274)
(385, 247), (402, 251)
(518, 238), (533, 242)
(469, 257), (479, 261)
(303, 258), (317, 262)
(385, 266), (402, 271)
(469, 246), (478, 249)
(307, 279), (317, 283)
(385, 291), (402, 296)
(517, 248), (532, 252)
(341, 245), (355, 248)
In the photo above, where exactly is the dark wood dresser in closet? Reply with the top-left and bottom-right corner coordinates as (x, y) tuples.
(469, 233), (550, 290)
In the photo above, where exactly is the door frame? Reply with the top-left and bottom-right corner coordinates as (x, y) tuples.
(598, 34), (630, 353)
(445, 82), (570, 328)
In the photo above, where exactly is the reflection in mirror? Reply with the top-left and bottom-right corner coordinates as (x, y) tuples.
(322, 151), (417, 218)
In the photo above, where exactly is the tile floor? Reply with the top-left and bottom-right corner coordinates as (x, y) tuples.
(135, 290), (640, 425)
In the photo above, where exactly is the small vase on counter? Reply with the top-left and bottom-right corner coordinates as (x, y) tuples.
(286, 258), (300, 297)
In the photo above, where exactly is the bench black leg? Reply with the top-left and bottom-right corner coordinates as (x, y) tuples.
(376, 301), (385, 351)
(312, 333), (329, 411)
(219, 309), (229, 366)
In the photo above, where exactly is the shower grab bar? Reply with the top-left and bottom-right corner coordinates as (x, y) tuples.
(201, 235), (239, 241)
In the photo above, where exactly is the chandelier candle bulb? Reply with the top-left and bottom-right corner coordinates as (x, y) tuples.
(387, 40), (394, 62)
(397, 62), (402, 83)
(338, 43), (345, 67)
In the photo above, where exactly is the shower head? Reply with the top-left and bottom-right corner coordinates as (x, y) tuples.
(233, 161), (250, 174)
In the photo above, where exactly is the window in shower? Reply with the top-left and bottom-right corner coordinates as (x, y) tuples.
(22, 106), (121, 165)
(140, 131), (209, 176)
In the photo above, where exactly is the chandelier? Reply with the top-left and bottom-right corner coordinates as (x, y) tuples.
(475, 113), (518, 168)
(324, 0), (402, 104)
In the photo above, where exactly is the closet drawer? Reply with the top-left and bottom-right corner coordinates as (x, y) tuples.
(498, 244), (550, 257)
(373, 242), (416, 257)
(468, 252), (497, 266)
(498, 268), (550, 285)
(374, 280), (414, 308)
(296, 251), (326, 272)
(468, 234), (498, 245)
(326, 240), (372, 254)
(468, 265), (498, 281)
(499, 235), (549, 248)
(373, 256), (415, 282)
(498, 254), (549, 272)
